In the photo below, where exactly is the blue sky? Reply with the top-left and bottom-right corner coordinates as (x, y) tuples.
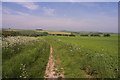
(2, 2), (118, 33)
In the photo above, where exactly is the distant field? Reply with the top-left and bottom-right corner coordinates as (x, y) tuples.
(37, 30), (71, 35)
(2, 29), (71, 35)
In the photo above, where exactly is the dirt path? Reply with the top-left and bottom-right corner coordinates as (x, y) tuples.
(44, 46), (64, 78)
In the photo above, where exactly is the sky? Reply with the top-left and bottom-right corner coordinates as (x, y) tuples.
(2, 2), (118, 33)
(1, 0), (120, 2)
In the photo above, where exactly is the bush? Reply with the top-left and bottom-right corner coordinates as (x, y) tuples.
(104, 34), (110, 37)
(80, 34), (89, 37)
(2, 30), (49, 37)
(2, 31), (20, 37)
(69, 34), (76, 37)
(90, 34), (100, 37)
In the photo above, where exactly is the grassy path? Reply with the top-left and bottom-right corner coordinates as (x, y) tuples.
(44, 46), (64, 78)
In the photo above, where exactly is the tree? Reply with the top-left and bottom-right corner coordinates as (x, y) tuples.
(104, 34), (110, 37)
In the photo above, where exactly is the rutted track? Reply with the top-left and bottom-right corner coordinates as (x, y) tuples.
(44, 46), (64, 78)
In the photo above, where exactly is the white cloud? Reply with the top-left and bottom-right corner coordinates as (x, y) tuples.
(16, 2), (39, 10)
(15, 11), (29, 15)
(2, 7), (12, 14)
(3, 7), (30, 15)
(3, 4), (56, 16)
(43, 7), (55, 16)
(80, 2), (100, 8)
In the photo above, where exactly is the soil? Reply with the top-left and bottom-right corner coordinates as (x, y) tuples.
(44, 46), (64, 79)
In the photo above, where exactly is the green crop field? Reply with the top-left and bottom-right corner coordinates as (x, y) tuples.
(43, 34), (118, 78)
(1, 29), (119, 78)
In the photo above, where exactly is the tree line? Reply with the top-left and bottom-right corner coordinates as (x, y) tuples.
(1, 31), (111, 37)
(2, 31), (48, 37)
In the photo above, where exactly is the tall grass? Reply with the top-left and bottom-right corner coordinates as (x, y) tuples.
(2, 37), (50, 78)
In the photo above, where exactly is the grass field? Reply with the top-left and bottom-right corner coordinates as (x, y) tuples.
(43, 34), (118, 78)
(1, 29), (118, 78)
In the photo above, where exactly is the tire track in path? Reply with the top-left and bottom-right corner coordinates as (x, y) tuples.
(44, 46), (64, 79)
